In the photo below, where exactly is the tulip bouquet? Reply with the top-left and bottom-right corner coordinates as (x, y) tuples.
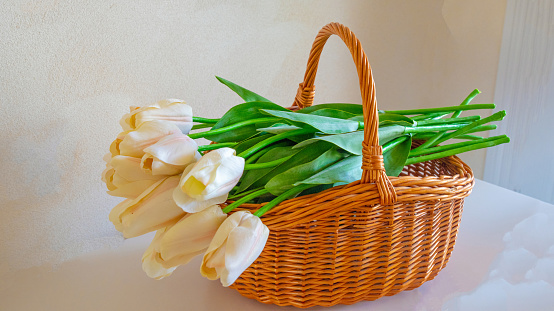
(102, 76), (509, 286)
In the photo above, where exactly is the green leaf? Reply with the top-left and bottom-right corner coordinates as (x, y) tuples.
(383, 135), (412, 177)
(349, 113), (414, 126)
(292, 125), (407, 154)
(236, 141), (332, 193)
(261, 109), (360, 134)
(294, 155), (362, 186)
(265, 148), (346, 195)
(208, 102), (288, 142)
(378, 125), (407, 145)
(256, 123), (302, 134)
(235, 146), (299, 193)
(216, 76), (272, 103)
(378, 113), (415, 127)
(293, 131), (364, 155)
(297, 103), (363, 115)
(308, 108), (357, 119)
(232, 133), (272, 155)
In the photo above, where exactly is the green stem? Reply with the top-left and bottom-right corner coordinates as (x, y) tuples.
(416, 115), (480, 126)
(193, 117), (219, 124)
(197, 142), (236, 152)
(405, 123), (469, 134)
(188, 117), (276, 139)
(238, 129), (311, 159)
(451, 89), (481, 118)
(413, 133), (483, 141)
(434, 110), (506, 145)
(245, 148), (271, 164)
(410, 135), (508, 157)
(222, 189), (270, 213)
(244, 155), (293, 170)
(191, 123), (213, 130)
(382, 135), (410, 154)
(384, 103), (495, 115)
(228, 187), (265, 200)
(253, 184), (316, 217)
(411, 131), (446, 152)
(406, 135), (509, 165)
(411, 112), (448, 121)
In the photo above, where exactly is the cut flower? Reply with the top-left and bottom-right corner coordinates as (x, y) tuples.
(200, 211), (269, 287)
(173, 148), (244, 213)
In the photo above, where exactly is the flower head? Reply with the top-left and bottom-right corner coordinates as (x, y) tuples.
(173, 148), (244, 213)
(142, 205), (227, 279)
(120, 99), (193, 134)
(141, 133), (200, 176)
(200, 211), (269, 287)
(109, 176), (185, 238)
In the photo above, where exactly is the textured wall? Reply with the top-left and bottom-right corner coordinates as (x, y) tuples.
(0, 0), (506, 275)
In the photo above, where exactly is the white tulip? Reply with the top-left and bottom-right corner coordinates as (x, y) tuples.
(173, 148), (245, 213)
(141, 206), (227, 279)
(159, 205), (227, 269)
(118, 120), (182, 158)
(200, 211), (269, 287)
(141, 133), (200, 176)
(109, 176), (186, 238)
(102, 155), (164, 199)
(142, 227), (177, 280)
(120, 99), (193, 134)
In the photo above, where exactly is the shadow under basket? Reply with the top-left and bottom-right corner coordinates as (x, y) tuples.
(226, 22), (475, 308)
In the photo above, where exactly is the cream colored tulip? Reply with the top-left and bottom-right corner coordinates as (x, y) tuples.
(142, 227), (177, 280)
(120, 99), (193, 134)
(118, 120), (182, 158)
(173, 148), (245, 213)
(141, 133), (200, 176)
(109, 176), (186, 238)
(200, 211), (269, 287)
(109, 131), (127, 157)
(159, 205), (227, 268)
(102, 155), (163, 199)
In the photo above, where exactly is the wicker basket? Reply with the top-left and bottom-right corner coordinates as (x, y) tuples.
(228, 22), (474, 308)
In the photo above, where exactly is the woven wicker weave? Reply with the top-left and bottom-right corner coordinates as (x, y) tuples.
(228, 22), (474, 308)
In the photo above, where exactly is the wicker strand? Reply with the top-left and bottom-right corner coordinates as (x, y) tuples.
(293, 83), (315, 109)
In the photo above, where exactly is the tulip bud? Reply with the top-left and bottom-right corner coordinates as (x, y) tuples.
(142, 227), (177, 280)
(102, 155), (164, 199)
(200, 211), (269, 287)
(159, 205), (227, 269)
(141, 134), (200, 176)
(118, 120), (182, 158)
(109, 176), (185, 238)
(173, 148), (245, 213)
(120, 99), (193, 134)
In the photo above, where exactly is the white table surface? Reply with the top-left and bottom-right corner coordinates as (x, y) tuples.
(2, 179), (554, 311)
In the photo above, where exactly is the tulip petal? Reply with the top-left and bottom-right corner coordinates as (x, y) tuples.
(160, 205), (227, 268)
(119, 120), (181, 158)
(142, 228), (178, 280)
(143, 134), (198, 166)
(111, 155), (162, 181)
(173, 187), (228, 213)
(200, 211), (269, 286)
(107, 179), (159, 199)
(219, 216), (269, 286)
(177, 148), (245, 202)
(109, 176), (186, 238)
(135, 99), (193, 134)
(203, 155), (244, 200)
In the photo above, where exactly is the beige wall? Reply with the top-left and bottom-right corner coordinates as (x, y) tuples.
(0, 0), (506, 274)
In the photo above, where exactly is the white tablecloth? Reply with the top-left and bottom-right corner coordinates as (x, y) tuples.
(2, 179), (554, 310)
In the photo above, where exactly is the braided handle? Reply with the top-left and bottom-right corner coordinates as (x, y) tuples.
(293, 22), (397, 205)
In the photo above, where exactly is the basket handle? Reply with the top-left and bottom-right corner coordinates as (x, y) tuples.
(292, 22), (397, 205)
